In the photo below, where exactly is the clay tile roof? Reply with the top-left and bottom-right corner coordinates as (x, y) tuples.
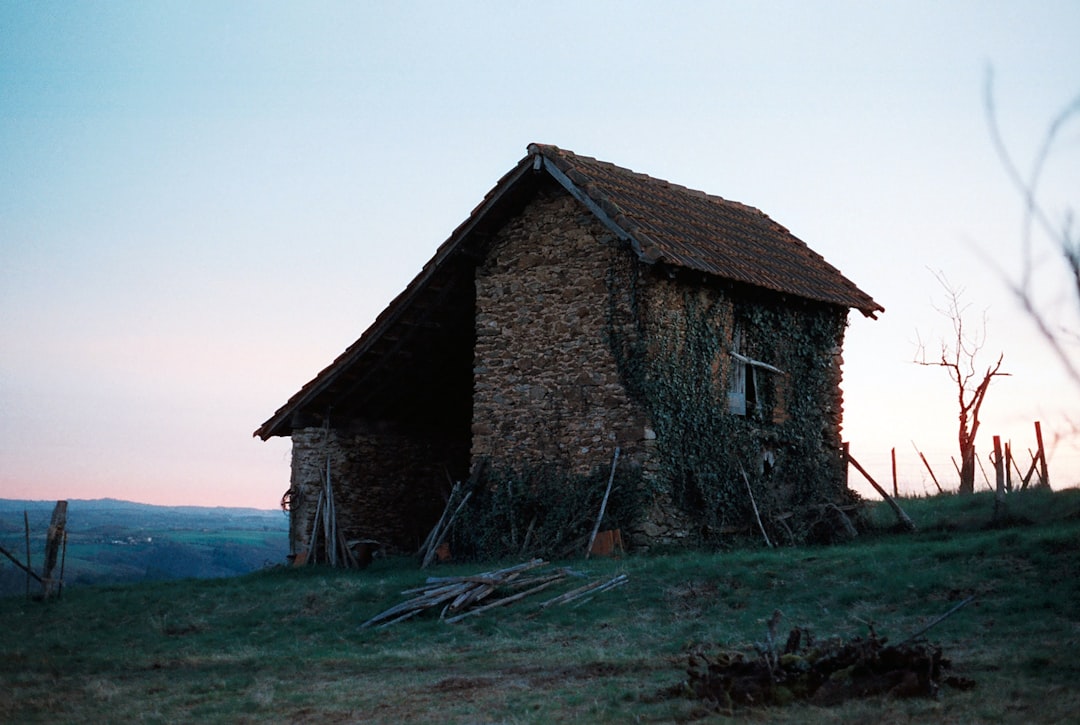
(255, 143), (883, 440)
(529, 143), (883, 318)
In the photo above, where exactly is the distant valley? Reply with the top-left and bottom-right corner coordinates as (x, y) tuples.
(0, 498), (288, 597)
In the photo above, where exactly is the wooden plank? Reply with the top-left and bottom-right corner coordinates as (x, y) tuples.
(537, 576), (623, 609)
(443, 577), (565, 624)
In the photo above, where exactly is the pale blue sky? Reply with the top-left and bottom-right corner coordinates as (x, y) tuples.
(2, 1), (1078, 507)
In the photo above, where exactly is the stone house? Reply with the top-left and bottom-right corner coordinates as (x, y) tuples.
(255, 144), (882, 559)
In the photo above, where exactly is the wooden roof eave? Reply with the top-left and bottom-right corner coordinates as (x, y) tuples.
(253, 155), (538, 440)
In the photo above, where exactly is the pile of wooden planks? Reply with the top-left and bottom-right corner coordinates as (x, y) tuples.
(360, 559), (629, 629)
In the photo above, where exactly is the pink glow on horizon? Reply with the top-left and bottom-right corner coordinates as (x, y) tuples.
(2, 2), (1078, 509)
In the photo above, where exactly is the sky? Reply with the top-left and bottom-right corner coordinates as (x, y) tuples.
(2, 1), (1078, 509)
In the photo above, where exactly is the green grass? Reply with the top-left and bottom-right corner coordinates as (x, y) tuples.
(2, 488), (1079, 723)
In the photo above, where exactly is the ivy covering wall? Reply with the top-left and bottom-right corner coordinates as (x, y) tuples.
(606, 251), (857, 546)
(464, 185), (859, 553)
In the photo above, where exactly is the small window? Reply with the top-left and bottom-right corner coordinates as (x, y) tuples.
(728, 331), (783, 417)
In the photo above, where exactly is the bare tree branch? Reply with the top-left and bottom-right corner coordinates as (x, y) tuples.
(915, 271), (1009, 493)
(984, 70), (1080, 388)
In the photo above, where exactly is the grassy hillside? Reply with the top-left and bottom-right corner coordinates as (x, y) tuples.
(1, 488), (1078, 723)
(0, 499), (287, 596)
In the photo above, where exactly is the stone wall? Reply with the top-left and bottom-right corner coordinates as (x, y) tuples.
(288, 424), (455, 557)
(470, 182), (852, 546)
(472, 184), (652, 477)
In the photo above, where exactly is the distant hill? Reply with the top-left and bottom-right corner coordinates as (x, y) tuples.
(0, 498), (288, 597)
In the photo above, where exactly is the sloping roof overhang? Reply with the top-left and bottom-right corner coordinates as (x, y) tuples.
(254, 154), (540, 440)
(255, 144), (882, 439)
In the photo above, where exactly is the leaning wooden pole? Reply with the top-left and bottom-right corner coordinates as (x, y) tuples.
(324, 453), (336, 567)
(419, 482), (460, 560)
(912, 443), (944, 494)
(586, 447), (620, 559)
(976, 451), (992, 491)
(307, 488), (324, 565)
(1010, 452), (1026, 490)
(0, 543), (43, 583)
(847, 452), (917, 532)
(422, 491), (472, 569)
(740, 464), (773, 548)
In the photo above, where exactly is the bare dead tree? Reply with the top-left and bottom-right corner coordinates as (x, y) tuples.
(984, 72), (1080, 389)
(916, 272), (1009, 494)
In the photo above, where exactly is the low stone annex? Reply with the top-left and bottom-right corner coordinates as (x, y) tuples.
(255, 143), (883, 561)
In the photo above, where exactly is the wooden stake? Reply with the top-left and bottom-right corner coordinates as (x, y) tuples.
(1005, 442), (1013, 492)
(891, 447), (898, 497)
(586, 447), (620, 559)
(993, 436), (1007, 520)
(1035, 421), (1050, 488)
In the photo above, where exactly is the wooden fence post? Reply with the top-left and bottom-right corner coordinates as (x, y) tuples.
(891, 447), (898, 497)
(993, 436), (1006, 520)
(1035, 421), (1050, 488)
(1004, 441), (1012, 493)
(42, 500), (67, 599)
